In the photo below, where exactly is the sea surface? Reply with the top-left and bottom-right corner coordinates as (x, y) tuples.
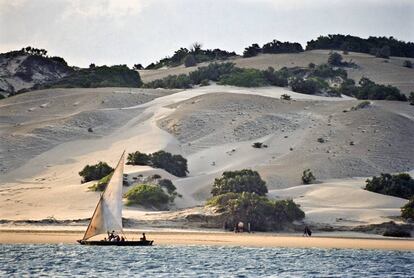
(1, 244), (413, 277)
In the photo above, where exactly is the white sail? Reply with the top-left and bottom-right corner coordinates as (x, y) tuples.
(82, 152), (125, 240)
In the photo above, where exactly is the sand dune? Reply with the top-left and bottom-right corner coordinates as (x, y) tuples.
(1, 55), (413, 230)
(140, 50), (414, 94)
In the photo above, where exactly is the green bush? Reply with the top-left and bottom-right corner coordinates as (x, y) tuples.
(79, 162), (114, 183)
(290, 77), (320, 95)
(311, 64), (347, 79)
(302, 169), (316, 184)
(219, 68), (267, 87)
(158, 179), (176, 194)
(207, 192), (304, 231)
(356, 77), (407, 101)
(88, 172), (113, 191)
(338, 79), (356, 96)
(243, 43), (261, 57)
(48, 65), (142, 88)
(401, 197), (414, 220)
(127, 151), (150, 165)
(127, 150), (189, 177)
(144, 74), (192, 89)
(365, 173), (414, 199)
(150, 151), (189, 177)
(328, 52), (343, 66)
(262, 67), (288, 87)
(376, 45), (391, 59)
(403, 60), (412, 68)
(211, 169), (267, 196)
(242, 40), (303, 58)
(306, 35), (414, 58)
(189, 62), (235, 84)
(184, 54), (197, 67)
(125, 184), (170, 209)
(0, 94), (5, 100)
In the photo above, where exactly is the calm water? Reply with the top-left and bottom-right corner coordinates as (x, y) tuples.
(1, 245), (413, 277)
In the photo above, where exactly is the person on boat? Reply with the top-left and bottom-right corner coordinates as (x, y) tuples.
(120, 236), (125, 242)
(140, 233), (147, 241)
(108, 230), (115, 241)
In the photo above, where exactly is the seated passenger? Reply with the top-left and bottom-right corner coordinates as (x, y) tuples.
(140, 233), (146, 241)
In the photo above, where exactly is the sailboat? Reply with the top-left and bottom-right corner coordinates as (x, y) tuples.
(77, 151), (153, 246)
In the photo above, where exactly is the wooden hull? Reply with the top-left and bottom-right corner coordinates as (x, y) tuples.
(77, 240), (153, 246)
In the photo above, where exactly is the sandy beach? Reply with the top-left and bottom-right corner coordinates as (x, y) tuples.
(1, 230), (413, 251)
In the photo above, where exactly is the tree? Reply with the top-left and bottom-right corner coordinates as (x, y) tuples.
(89, 63), (96, 68)
(243, 43), (261, 57)
(365, 173), (414, 199)
(79, 162), (113, 183)
(376, 45), (391, 59)
(127, 151), (150, 165)
(328, 52), (343, 66)
(211, 169), (268, 196)
(150, 151), (189, 177)
(183, 54), (197, 67)
(190, 42), (202, 54)
(401, 197), (414, 220)
(133, 64), (144, 70)
(158, 179), (177, 194)
(302, 169), (316, 184)
(207, 192), (305, 231)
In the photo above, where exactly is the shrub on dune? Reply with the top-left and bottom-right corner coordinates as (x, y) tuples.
(207, 192), (304, 231)
(125, 184), (170, 209)
(127, 150), (189, 177)
(127, 151), (150, 165)
(79, 162), (114, 183)
(302, 169), (316, 184)
(88, 172), (113, 191)
(211, 169), (268, 196)
(365, 173), (414, 199)
(401, 197), (414, 220)
(219, 68), (267, 87)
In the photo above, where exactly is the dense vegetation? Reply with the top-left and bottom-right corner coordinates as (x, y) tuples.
(306, 35), (414, 58)
(79, 162), (114, 183)
(211, 169), (268, 196)
(207, 192), (305, 231)
(45, 65), (143, 89)
(125, 184), (170, 209)
(338, 77), (407, 101)
(243, 40), (303, 57)
(127, 150), (188, 177)
(365, 173), (414, 200)
(401, 197), (414, 220)
(146, 43), (236, 69)
(124, 177), (180, 209)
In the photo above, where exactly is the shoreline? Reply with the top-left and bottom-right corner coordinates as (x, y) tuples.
(1, 229), (413, 251)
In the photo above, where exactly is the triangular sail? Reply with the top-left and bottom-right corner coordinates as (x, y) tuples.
(82, 152), (125, 240)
